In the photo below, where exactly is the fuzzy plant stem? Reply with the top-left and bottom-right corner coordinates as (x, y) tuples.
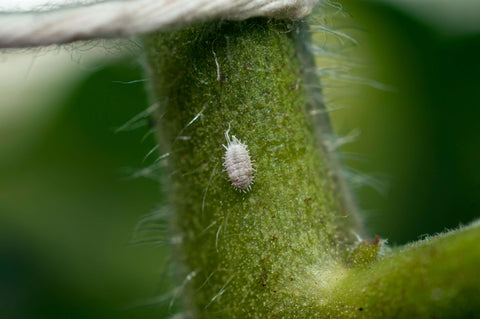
(143, 18), (359, 317)
(142, 18), (480, 318)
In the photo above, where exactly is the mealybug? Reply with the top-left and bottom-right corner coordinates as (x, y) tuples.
(223, 126), (254, 191)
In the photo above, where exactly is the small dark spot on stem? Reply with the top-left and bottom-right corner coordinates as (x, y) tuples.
(260, 273), (268, 287)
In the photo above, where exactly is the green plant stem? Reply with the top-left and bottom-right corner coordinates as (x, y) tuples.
(143, 19), (360, 318)
(322, 221), (480, 318)
(143, 18), (480, 318)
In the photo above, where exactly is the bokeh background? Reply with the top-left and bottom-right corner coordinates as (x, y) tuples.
(1, 1), (479, 318)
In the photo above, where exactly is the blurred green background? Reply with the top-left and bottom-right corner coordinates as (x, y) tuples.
(335, 0), (480, 243)
(0, 47), (173, 318)
(1, 1), (479, 318)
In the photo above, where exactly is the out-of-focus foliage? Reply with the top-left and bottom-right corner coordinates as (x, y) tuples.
(377, 0), (480, 35)
(0, 56), (173, 318)
(331, 0), (480, 243)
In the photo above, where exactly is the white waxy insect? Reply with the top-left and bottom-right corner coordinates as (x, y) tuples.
(223, 127), (254, 191)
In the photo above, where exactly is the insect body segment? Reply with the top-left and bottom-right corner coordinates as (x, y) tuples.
(223, 128), (254, 191)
